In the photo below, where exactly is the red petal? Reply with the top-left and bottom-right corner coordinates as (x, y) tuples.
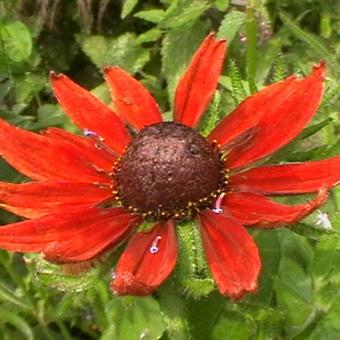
(112, 220), (177, 296)
(224, 190), (328, 227)
(0, 119), (111, 183)
(208, 76), (296, 147)
(0, 207), (137, 262)
(44, 127), (114, 173)
(230, 156), (340, 194)
(0, 181), (112, 219)
(198, 211), (260, 299)
(50, 72), (131, 155)
(104, 66), (163, 130)
(173, 33), (227, 128)
(227, 62), (326, 169)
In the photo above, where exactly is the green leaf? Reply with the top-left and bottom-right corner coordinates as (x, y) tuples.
(161, 0), (210, 29)
(26, 254), (102, 293)
(274, 229), (315, 334)
(0, 281), (32, 310)
(0, 21), (32, 62)
(121, 0), (139, 18)
(134, 9), (165, 23)
(211, 310), (255, 340)
(161, 20), (208, 103)
(251, 230), (281, 304)
(0, 308), (34, 340)
(136, 28), (163, 43)
(214, 0), (230, 12)
(320, 13), (332, 39)
(307, 298), (340, 340)
(13, 72), (46, 103)
(158, 285), (191, 340)
(217, 10), (246, 43)
(312, 228), (340, 286)
(78, 33), (150, 74)
(103, 297), (165, 340)
(279, 12), (339, 74)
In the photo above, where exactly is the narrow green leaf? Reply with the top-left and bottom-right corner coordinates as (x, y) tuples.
(199, 90), (222, 136)
(271, 54), (287, 82)
(134, 9), (165, 23)
(279, 12), (339, 73)
(0, 281), (32, 310)
(121, 0), (139, 19)
(0, 308), (34, 340)
(246, 6), (257, 88)
(136, 28), (163, 43)
(228, 59), (247, 105)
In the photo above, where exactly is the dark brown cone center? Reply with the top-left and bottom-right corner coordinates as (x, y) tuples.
(116, 122), (224, 219)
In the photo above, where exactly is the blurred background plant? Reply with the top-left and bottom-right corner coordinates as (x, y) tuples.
(0, 0), (340, 339)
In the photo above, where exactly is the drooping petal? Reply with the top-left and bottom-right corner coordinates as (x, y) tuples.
(198, 211), (260, 299)
(0, 181), (113, 219)
(43, 127), (114, 173)
(0, 207), (137, 262)
(223, 190), (328, 227)
(226, 62), (326, 169)
(50, 72), (131, 155)
(230, 156), (340, 194)
(112, 220), (177, 296)
(174, 33), (227, 128)
(208, 76), (296, 147)
(0, 119), (111, 183)
(104, 66), (163, 130)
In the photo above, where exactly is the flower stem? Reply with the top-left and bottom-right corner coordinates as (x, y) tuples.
(246, 4), (257, 92)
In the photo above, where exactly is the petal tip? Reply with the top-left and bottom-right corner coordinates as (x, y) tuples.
(104, 65), (122, 74)
(312, 60), (326, 80)
(49, 71), (64, 80)
(208, 31), (227, 44)
(111, 272), (154, 296)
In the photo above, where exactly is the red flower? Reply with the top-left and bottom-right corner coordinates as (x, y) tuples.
(0, 33), (338, 299)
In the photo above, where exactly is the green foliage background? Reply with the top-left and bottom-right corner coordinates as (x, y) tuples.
(0, 0), (340, 339)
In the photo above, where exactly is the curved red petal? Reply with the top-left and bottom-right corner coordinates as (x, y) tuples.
(208, 76), (296, 147)
(50, 72), (131, 155)
(0, 207), (137, 262)
(104, 66), (163, 130)
(198, 211), (260, 299)
(44, 127), (114, 172)
(223, 189), (328, 227)
(112, 220), (177, 296)
(0, 119), (111, 183)
(226, 62), (326, 169)
(230, 156), (340, 194)
(174, 33), (227, 128)
(0, 181), (112, 219)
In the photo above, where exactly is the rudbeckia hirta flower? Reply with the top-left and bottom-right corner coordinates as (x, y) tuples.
(0, 33), (338, 299)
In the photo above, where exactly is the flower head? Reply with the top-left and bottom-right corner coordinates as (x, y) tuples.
(0, 33), (338, 299)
